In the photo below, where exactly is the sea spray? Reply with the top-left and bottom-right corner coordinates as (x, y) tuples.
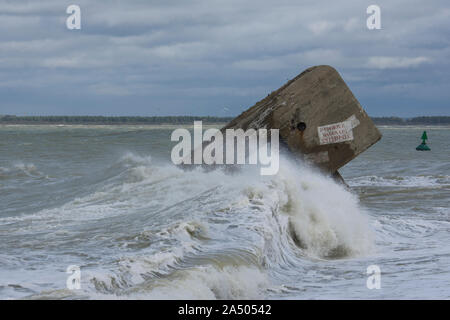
(4, 150), (374, 299)
(76, 153), (374, 298)
(272, 158), (374, 258)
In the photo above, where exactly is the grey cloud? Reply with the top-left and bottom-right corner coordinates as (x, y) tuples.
(0, 0), (449, 116)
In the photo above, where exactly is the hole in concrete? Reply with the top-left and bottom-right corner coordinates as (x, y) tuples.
(297, 122), (306, 131)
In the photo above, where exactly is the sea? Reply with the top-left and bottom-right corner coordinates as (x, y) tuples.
(0, 124), (449, 299)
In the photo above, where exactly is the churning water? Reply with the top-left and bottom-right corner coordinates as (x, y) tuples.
(0, 125), (449, 299)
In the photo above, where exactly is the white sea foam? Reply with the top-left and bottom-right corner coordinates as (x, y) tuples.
(87, 154), (373, 298)
(271, 160), (373, 258)
(130, 265), (268, 299)
(0, 162), (42, 178)
(3, 151), (375, 299)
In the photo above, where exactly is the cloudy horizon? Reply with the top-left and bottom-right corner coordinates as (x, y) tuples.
(0, 0), (449, 117)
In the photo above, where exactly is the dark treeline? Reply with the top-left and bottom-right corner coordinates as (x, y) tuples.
(0, 115), (234, 124)
(0, 115), (449, 125)
(371, 116), (450, 125)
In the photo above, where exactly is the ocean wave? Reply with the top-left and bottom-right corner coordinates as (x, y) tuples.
(272, 161), (373, 258)
(0, 162), (44, 180)
(124, 265), (268, 299)
(5, 151), (375, 299)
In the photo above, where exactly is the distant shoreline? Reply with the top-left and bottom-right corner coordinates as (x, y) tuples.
(372, 116), (450, 126)
(0, 116), (234, 126)
(0, 115), (449, 126)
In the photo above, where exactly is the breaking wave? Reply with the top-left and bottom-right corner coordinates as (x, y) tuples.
(5, 152), (374, 299)
(0, 162), (44, 179)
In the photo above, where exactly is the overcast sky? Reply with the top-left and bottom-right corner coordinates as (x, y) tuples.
(0, 0), (449, 117)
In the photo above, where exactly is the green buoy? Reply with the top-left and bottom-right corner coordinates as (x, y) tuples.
(416, 131), (431, 151)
